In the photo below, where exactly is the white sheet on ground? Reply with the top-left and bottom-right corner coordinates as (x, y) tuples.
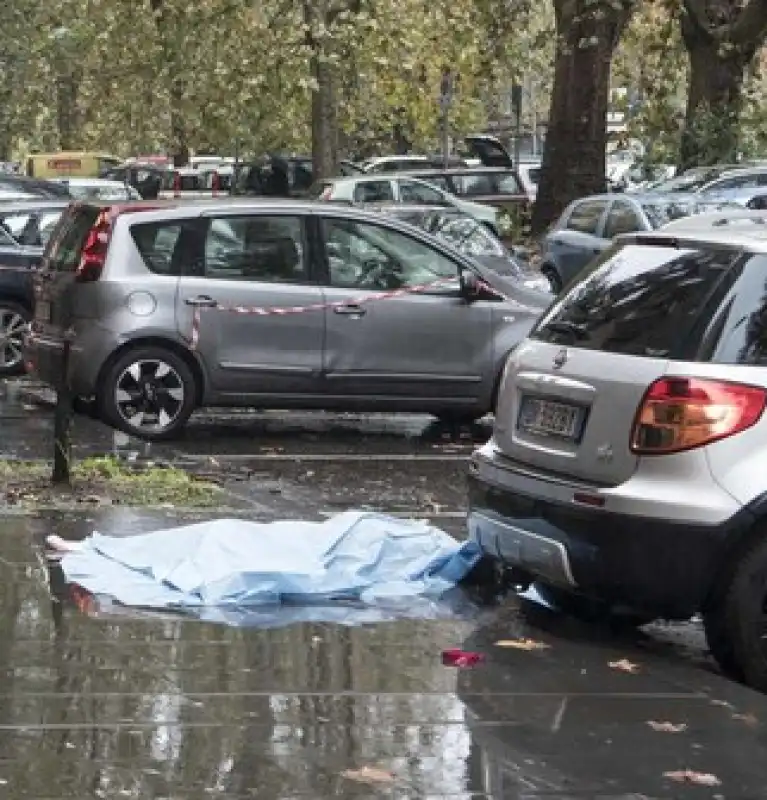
(58, 511), (482, 610)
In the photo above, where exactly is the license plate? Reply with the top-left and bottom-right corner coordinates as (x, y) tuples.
(518, 397), (582, 440)
(36, 300), (51, 321)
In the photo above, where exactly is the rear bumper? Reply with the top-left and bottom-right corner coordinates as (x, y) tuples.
(467, 447), (753, 618)
(23, 328), (107, 396)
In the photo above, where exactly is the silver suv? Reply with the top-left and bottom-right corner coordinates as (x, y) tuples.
(24, 200), (550, 440)
(468, 225), (767, 692)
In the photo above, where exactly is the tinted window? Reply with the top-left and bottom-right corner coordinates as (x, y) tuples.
(130, 221), (185, 275)
(603, 201), (644, 238)
(204, 215), (306, 283)
(398, 180), (444, 204)
(320, 217), (459, 290)
(45, 206), (99, 272)
(353, 181), (394, 203)
(532, 243), (741, 360)
(565, 200), (607, 235)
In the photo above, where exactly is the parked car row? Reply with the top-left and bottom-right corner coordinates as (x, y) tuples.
(8, 175), (767, 694)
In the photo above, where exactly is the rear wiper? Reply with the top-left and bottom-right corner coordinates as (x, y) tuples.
(541, 320), (588, 339)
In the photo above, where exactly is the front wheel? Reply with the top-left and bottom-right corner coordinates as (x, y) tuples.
(703, 537), (767, 690)
(99, 346), (196, 441)
(0, 301), (31, 377)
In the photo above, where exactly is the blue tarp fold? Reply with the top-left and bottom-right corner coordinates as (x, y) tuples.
(58, 511), (482, 614)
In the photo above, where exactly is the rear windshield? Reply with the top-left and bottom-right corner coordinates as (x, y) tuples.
(45, 205), (99, 271)
(531, 242), (767, 364)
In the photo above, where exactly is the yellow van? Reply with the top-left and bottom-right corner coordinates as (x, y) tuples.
(26, 152), (122, 179)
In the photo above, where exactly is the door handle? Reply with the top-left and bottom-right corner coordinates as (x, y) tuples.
(185, 295), (218, 308)
(333, 304), (367, 316)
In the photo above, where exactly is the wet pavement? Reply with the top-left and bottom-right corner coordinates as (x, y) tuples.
(2, 382), (767, 797)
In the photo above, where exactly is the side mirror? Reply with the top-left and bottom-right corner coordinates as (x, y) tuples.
(460, 269), (480, 299)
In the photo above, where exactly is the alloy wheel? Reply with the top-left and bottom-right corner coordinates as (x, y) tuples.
(114, 358), (185, 434)
(0, 308), (28, 372)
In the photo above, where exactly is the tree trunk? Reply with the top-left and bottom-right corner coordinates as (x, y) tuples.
(679, 0), (767, 171)
(310, 52), (338, 180)
(56, 72), (80, 151)
(531, 0), (637, 236)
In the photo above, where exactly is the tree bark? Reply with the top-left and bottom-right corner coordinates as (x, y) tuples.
(679, 0), (767, 171)
(310, 51), (338, 179)
(531, 0), (637, 236)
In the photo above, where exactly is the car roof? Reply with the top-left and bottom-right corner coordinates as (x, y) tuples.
(0, 199), (71, 211)
(658, 209), (767, 231)
(396, 166), (517, 176)
(619, 223), (767, 254)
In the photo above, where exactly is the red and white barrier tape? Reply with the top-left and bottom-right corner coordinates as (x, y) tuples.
(188, 276), (469, 350)
(185, 276), (534, 351)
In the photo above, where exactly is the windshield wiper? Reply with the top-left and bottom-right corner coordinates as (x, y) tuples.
(541, 320), (588, 340)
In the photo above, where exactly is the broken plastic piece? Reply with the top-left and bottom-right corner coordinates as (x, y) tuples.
(442, 648), (485, 667)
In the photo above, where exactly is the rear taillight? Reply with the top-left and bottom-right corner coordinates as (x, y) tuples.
(76, 209), (112, 283)
(631, 377), (766, 455)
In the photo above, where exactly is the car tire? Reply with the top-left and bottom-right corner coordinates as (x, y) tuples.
(702, 537), (767, 690)
(541, 265), (562, 295)
(99, 345), (197, 441)
(0, 301), (31, 377)
(533, 583), (655, 629)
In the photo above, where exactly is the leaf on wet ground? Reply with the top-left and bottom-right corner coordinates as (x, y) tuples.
(494, 638), (550, 651)
(663, 769), (721, 787)
(341, 766), (396, 785)
(732, 712), (759, 727)
(647, 721), (687, 733)
(608, 658), (640, 674)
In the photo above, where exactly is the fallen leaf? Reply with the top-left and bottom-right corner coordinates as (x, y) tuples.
(732, 712), (759, 727)
(495, 638), (550, 651)
(663, 769), (721, 787)
(608, 658), (640, 674)
(647, 721), (687, 733)
(341, 766), (395, 785)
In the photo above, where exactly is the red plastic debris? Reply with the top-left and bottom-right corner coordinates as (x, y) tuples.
(442, 648), (485, 668)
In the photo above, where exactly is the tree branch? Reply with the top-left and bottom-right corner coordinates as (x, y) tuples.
(683, 0), (767, 46)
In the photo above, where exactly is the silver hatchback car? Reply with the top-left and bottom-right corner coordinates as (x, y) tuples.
(24, 199), (550, 440)
(468, 225), (767, 691)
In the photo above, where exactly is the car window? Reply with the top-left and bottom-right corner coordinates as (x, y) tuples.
(45, 205), (99, 272)
(320, 217), (460, 290)
(411, 174), (451, 191)
(603, 201), (644, 238)
(398, 180), (444, 204)
(203, 215), (306, 283)
(130, 221), (186, 275)
(495, 173), (522, 194)
(456, 174), (495, 196)
(353, 181), (394, 203)
(532, 243), (741, 360)
(712, 175), (761, 191)
(1, 211), (64, 247)
(564, 200), (608, 235)
(432, 216), (506, 257)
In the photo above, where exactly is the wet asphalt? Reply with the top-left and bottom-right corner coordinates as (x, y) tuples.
(2, 380), (767, 798)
